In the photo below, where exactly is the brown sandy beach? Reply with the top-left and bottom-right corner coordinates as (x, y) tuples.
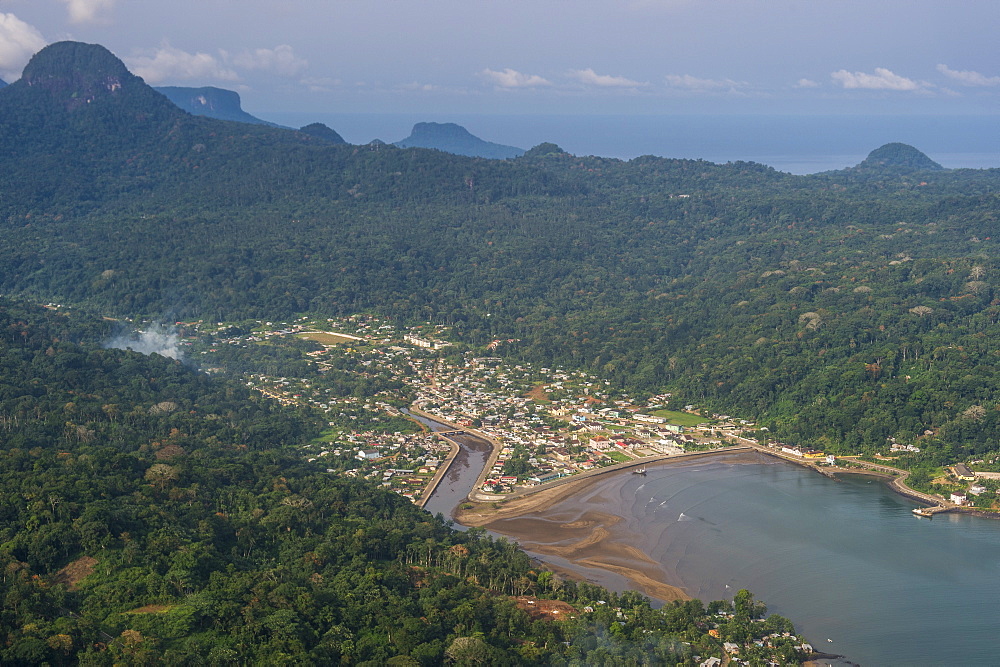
(455, 450), (770, 602)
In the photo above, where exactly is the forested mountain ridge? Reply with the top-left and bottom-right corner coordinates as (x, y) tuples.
(2, 41), (1000, 465)
(0, 42), (342, 210)
(298, 121), (348, 144)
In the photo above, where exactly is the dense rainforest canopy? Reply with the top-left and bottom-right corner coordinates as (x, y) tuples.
(4, 43), (1000, 463)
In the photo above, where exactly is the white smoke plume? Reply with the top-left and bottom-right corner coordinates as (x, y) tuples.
(105, 323), (183, 360)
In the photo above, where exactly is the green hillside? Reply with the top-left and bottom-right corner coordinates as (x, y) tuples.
(2, 41), (1000, 467)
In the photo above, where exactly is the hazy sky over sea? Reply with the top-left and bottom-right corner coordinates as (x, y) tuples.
(1, 1), (998, 117)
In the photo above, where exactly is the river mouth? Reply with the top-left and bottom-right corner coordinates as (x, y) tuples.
(421, 433), (492, 521)
(405, 409), (494, 522)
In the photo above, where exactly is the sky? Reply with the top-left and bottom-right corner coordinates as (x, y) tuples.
(0, 0), (998, 120)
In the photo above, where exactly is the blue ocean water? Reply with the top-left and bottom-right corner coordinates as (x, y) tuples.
(260, 112), (1000, 174)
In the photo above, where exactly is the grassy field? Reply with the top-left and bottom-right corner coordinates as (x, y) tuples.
(297, 331), (358, 345)
(651, 409), (708, 427)
(605, 451), (631, 463)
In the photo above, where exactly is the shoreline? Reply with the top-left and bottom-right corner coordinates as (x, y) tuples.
(754, 449), (1000, 520)
(454, 446), (998, 607)
(418, 393), (1000, 610)
(455, 449), (772, 603)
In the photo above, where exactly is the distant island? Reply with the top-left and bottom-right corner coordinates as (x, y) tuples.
(395, 121), (525, 159)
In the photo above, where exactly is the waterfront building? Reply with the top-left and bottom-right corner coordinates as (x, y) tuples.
(954, 463), (975, 480)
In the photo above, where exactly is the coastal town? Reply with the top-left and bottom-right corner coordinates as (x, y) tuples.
(179, 314), (1000, 514)
(143, 314), (1000, 665)
(180, 315), (766, 504)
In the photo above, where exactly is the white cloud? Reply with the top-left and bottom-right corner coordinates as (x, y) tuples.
(628, 0), (694, 11)
(401, 81), (442, 92)
(0, 13), (47, 81)
(127, 44), (239, 84)
(569, 68), (646, 88)
(60, 0), (117, 24)
(129, 43), (309, 86)
(830, 67), (927, 91)
(481, 68), (551, 89)
(664, 73), (745, 92)
(936, 64), (1000, 87)
(301, 76), (341, 93)
(795, 78), (819, 88)
(227, 45), (307, 77)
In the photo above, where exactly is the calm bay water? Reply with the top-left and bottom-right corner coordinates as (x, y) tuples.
(603, 456), (1000, 666)
(415, 411), (1000, 665)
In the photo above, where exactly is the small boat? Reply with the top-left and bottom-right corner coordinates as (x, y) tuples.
(632, 468), (647, 475)
(912, 508), (933, 518)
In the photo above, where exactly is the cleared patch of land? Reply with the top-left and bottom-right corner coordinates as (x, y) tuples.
(297, 331), (359, 345)
(651, 409), (707, 427)
(52, 556), (97, 590)
(513, 596), (578, 621)
(524, 384), (551, 403)
(125, 604), (176, 614)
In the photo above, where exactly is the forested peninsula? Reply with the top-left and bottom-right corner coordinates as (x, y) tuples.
(2, 39), (1000, 663)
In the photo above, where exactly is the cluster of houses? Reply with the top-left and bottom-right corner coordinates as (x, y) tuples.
(948, 462), (1000, 507)
(406, 355), (757, 493)
(192, 316), (469, 501)
(190, 315), (759, 502)
(307, 430), (452, 501)
(697, 611), (812, 666)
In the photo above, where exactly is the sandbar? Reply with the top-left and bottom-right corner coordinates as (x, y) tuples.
(455, 451), (767, 601)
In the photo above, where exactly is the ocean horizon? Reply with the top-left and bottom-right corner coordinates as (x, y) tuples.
(260, 112), (1000, 175)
